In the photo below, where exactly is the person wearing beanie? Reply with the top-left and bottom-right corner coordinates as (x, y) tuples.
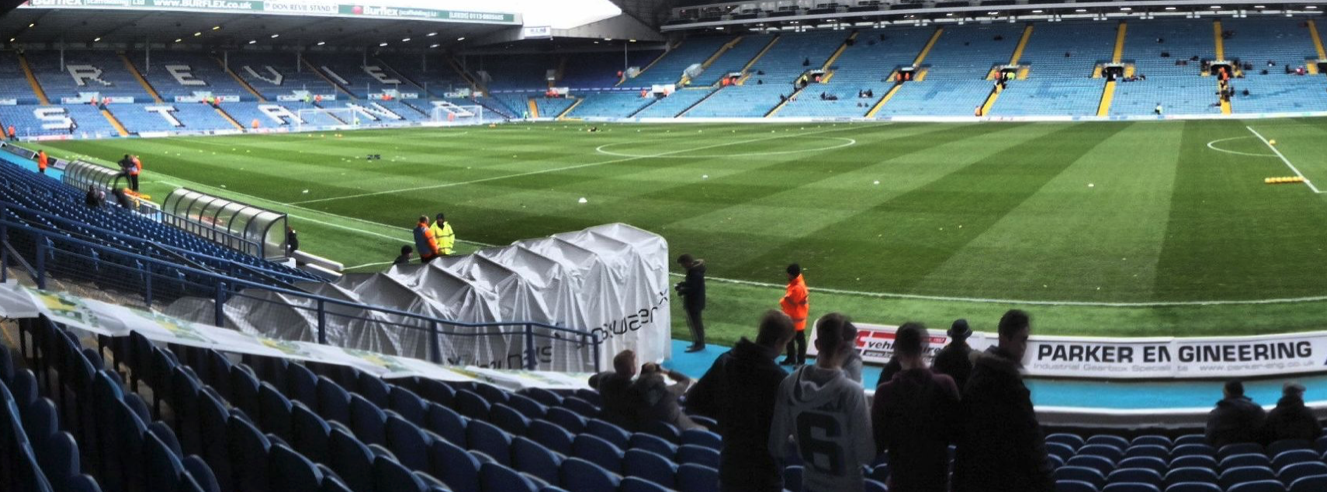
(1263, 382), (1321, 444)
(933, 319), (976, 391)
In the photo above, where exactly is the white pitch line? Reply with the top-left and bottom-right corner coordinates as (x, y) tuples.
(1247, 126), (1322, 193)
(287, 125), (864, 205)
(345, 261), (395, 270)
(669, 273), (1327, 307)
(1205, 137), (1277, 158)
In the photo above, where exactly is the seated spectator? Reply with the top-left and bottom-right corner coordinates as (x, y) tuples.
(1206, 380), (1267, 448)
(85, 186), (103, 209)
(874, 323), (960, 492)
(1263, 382), (1322, 444)
(633, 361), (701, 430)
(591, 350), (643, 430)
(393, 245), (414, 265)
(687, 310), (795, 492)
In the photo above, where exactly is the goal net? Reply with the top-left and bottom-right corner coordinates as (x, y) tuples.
(430, 102), (485, 126)
(296, 108), (359, 130)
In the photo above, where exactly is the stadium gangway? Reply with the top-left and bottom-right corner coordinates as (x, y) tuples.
(0, 201), (309, 287)
(0, 218), (603, 372)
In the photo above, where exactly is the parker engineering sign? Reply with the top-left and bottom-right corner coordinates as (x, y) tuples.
(21, 0), (520, 25)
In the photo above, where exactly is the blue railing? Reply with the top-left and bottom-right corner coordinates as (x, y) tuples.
(0, 218), (601, 372)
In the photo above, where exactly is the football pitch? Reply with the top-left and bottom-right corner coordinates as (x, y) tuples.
(32, 118), (1327, 346)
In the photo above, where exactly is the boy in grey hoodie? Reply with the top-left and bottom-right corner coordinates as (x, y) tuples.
(769, 313), (874, 492)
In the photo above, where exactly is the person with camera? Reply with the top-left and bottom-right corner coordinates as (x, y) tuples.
(676, 254), (707, 352)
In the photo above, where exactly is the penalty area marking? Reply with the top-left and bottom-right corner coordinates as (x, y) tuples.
(594, 137), (857, 159)
(1205, 137), (1277, 158)
(1247, 126), (1322, 193)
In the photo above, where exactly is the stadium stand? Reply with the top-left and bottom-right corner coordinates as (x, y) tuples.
(560, 50), (663, 90)
(534, 97), (577, 118)
(306, 55), (417, 99)
(109, 103), (240, 134)
(474, 53), (558, 91)
(1019, 21), (1118, 79)
(0, 52), (41, 105)
(376, 55), (474, 98)
(687, 30), (848, 117)
(633, 89), (714, 118)
(687, 34), (775, 87)
(226, 53), (340, 101)
(568, 91), (658, 118)
(780, 27), (933, 118)
(1110, 19), (1220, 116)
(126, 53), (254, 102)
(27, 51), (154, 101)
(630, 36), (735, 86)
(1221, 18), (1327, 114)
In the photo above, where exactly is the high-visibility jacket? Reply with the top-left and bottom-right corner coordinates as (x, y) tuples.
(781, 274), (809, 331)
(6, 126), (14, 138)
(36, 151), (47, 171)
(430, 221), (455, 255)
(413, 220), (439, 258)
(130, 157), (141, 176)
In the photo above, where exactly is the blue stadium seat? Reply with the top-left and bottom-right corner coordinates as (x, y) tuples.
(677, 463), (719, 492)
(492, 403), (531, 436)
(1316, 436), (1327, 455)
(1056, 466), (1108, 489)
(317, 377), (352, 426)
(356, 374), (391, 409)
(870, 464), (890, 483)
(783, 466), (803, 492)
(1267, 439), (1312, 458)
(1066, 455), (1115, 476)
(1271, 449), (1318, 471)
(1221, 454), (1272, 471)
(573, 433), (624, 473)
(623, 448), (677, 489)
(227, 414), (272, 492)
(1088, 435), (1131, 450)
(1175, 435), (1207, 447)
(375, 455), (427, 492)
(1219, 443), (1264, 460)
(1289, 475), (1327, 492)
(1220, 466), (1277, 490)
(681, 429), (722, 450)
(328, 427), (375, 492)
(425, 402), (467, 446)
(183, 455), (221, 492)
(1165, 467), (1219, 487)
(629, 432), (678, 458)
(512, 436), (563, 485)
(1227, 480), (1287, 492)
(429, 436), (481, 492)
(389, 387), (428, 426)
(349, 394), (388, 446)
(468, 419), (514, 466)
(1126, 445), (1170, 461)
(417, 379), (456, 408)
(474, 384), (512, 407)
(528, 419), (575, 456)
(481, 461), (539, 492)
(641, 421), (680, 444)
(546, 407), (587, 435)
(229, 366), (261, 419)
(457, 390), (492, 421)
(1166, 483), (1221, 492)
(271, 442), (324, 491)
(521, 388), (563, 408)
(621, 476), (671, 492)
(1079, 444), (1125, 463)
(292, 402), (332, 465)
(145, 431), (189, 492)
(561, 396), (599, 418)
(1049, 442), (1078, 462)
(385, 414), (431, 472)
(1278, 462), (1327, 486)
(285, 363), (319, 407)
(1173, 444), (1217, 459)
(258, 382), (294, 442)
(1132, 436), (1173, 448)
(1109, 468), (1163, 487)
(677, 444), (721, 469)
(1049, 433), (1087, 450)
(561, 457), (621, 492)
(1057, 480), (1099, 492)
(586, 418), (630, 449)
(1171, 455), (1217, 470)
(508, 393), (548, 421)
(1118, 457), (1168, 475)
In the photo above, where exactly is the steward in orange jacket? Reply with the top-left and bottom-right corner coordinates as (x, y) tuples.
(36, 150), (48, 174)
(779, 263), (809, 365)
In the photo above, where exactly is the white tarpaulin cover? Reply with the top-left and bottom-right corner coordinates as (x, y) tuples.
(163, 223), (671, 372)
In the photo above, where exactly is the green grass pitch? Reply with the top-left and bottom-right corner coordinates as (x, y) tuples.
(30, 118), (1327, 347)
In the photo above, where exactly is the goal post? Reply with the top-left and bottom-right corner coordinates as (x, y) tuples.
(430, 102), (485, 126)
(296, 108), (358, 130)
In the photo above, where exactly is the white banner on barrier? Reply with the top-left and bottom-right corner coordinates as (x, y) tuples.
(812, 321), (1327, 380)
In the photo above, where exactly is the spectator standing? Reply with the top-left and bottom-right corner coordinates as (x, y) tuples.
(590, 350), (642, 431)
(412, 215), (440, 264)
(129, 155), (142, 191)
(85, 186), (103, 209)
(842, 345), (863, 384)
(1263, 382), (1322, 444)
(675, 254), (707, 352)
(430, 213), (455, 256)
(36, 150), (48, 174)
(688, 310), (795, 492)
(286, 226), (299, 256)
(780, 263), (809, 366)
(633, 362), (700, 431)
(953, 309), (1053, 492)
(6, 125), (14, 140)
(1206, 380), (1267, 448)
(873, 322), (961, 492)
(933, 319), (975, 391)
(393, 245), (414, 265)
(877, 355), (902, 388)
(769, 313), (874, 492)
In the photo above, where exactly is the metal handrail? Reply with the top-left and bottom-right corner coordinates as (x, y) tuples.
(0, 218), (601, 371)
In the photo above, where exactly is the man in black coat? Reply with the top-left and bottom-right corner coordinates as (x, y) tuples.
(675, 254), (707, 352)
(873, 322), (960, 492)
(687, 310), (794, 492)
(589, 350), (642, 431)
(932, 319), (975, 391)
(1206, 381), (1267, 448)
(1263, 382), (1321, 445)
(953, 310), (1053, 492)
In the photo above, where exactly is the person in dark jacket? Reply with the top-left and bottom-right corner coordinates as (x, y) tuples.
(687, 310), (794, 492)
(876, 354), (902, 388)
(286, 226), (299, 256)
(932, 319), (975, 391)
(953, 309), (1053, 492)
(675, 254), (707, 352)
(1263, 382), (1321, 445)
(1205, 380), (1267, 448)
(393, 245), (413, 265)
(873, 322), (960, 492)
(590, 350), (642, 431)
(634, 361), (700, 431)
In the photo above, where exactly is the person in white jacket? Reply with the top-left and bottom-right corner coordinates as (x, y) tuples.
(768, 313), (874, 492)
